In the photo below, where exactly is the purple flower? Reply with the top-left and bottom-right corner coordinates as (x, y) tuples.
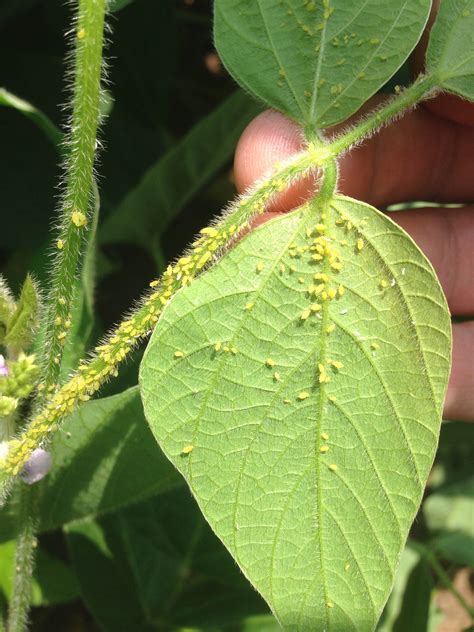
(20, 449), (52, 484)
(0, 355), (8, 377)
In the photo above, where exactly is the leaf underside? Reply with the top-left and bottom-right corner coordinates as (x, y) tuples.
(214, 0), (431, 128)
(140, 196), (451, 631)
(427, 0), (474, 100)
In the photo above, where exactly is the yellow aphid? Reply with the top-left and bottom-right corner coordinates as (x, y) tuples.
(223, 346), (230, 353)
(297, 391), (310, 400)
(300, 309), (311, 321)
(326, 323), (336, 334)
(345, 562), (351, 572)
(182, 445), (194, 455)
(244, 302), (254, 311)
(230, 347), (238, 355)
(71, 211), (87, 227)
(331, 360), (343, 370)
(54, 316), (62, 326)
(338, 285), (345, 296)
(380, 279), (388, 289)
(321, 291), (328, 301)
(319, 445), (329, 454)
(328, 288), (337, 300)
(327, 601), (334, 609)
(200, 226), (218, 237)
(371, 342), (380, 350)
(57, 239), (64, 250)
(256, 262), (264, 273)
(306, 227), (313, 238)
(265, 358), (276, 367)
(321, 432), (329, 440)
(331, 261), (342, 271)
(356, 238), (364, 251)
(58, 297), (66, 305)
(197, 251), (211, 269)
(315, 223), (326, 234)
(312, 254), (323, 261)
(214, 342), (222, 352)
(328, 463), (338, 472)
(328, 395), (337, 402)
(314, 273), (329, 282)
(310, 303), (321, 312)
(283, 398), (291, 404)
(298, 277), (305, 284)
(149, 280), (159, 287)
(314, 283), (325, 295)
(274, 372), (281, 381)
(77, 28), (86, 39)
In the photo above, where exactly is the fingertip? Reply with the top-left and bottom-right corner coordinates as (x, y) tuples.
(234, 109), (315, 212)
(444, 322), (474, 422)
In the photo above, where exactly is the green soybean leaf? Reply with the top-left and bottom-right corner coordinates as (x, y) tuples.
(67, 489), (276, 631)
(376, 546), (422, 632)
(140, 196), (451, 631)
(431, 532), (474, 567)
(0, 276), (15, 345)
(214, 0), (431, 129)
(392, 558), (433, 632)
(5, 274), (40, 352)
(37, 387), (181, 532)
(0, 387), (182, 542)
(426, 0), (474, 100)
(66, 519), (153, 632)
(0, 541), (79, 606)
(109, 0), (135, 11)
(424, 476), (474, 536)
(0, 88), (62, 151)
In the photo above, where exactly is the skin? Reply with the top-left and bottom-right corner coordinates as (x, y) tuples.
(234, 84), (474, 423)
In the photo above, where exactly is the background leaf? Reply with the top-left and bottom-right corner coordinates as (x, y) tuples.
(426, 0), (474, 100)
(100, 90), (261, 264)
(391, 557), (433, 632)
(424, 476), (474, 536)
(214, 0), (431, 128)
(67, 488), (276, 631)
(0, 88), (62, 150)
(0, 387), (182, 542)
(5, 274), (39, 351)
(0, 540), (79, 607)
(141, 197), (451, 630)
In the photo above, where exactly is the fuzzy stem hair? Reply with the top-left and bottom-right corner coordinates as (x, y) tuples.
(40, 0), (107, 396)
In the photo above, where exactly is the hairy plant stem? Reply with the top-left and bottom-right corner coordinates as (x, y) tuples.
(41, 0), (106, 396)
(6, 489), (38, 632)
(331, 74), (437, 155)
(0, 71), (439, 482)
(7, 2), (107, 630)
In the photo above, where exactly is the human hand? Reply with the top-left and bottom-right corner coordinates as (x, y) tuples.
(234, 91), (474, 421)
